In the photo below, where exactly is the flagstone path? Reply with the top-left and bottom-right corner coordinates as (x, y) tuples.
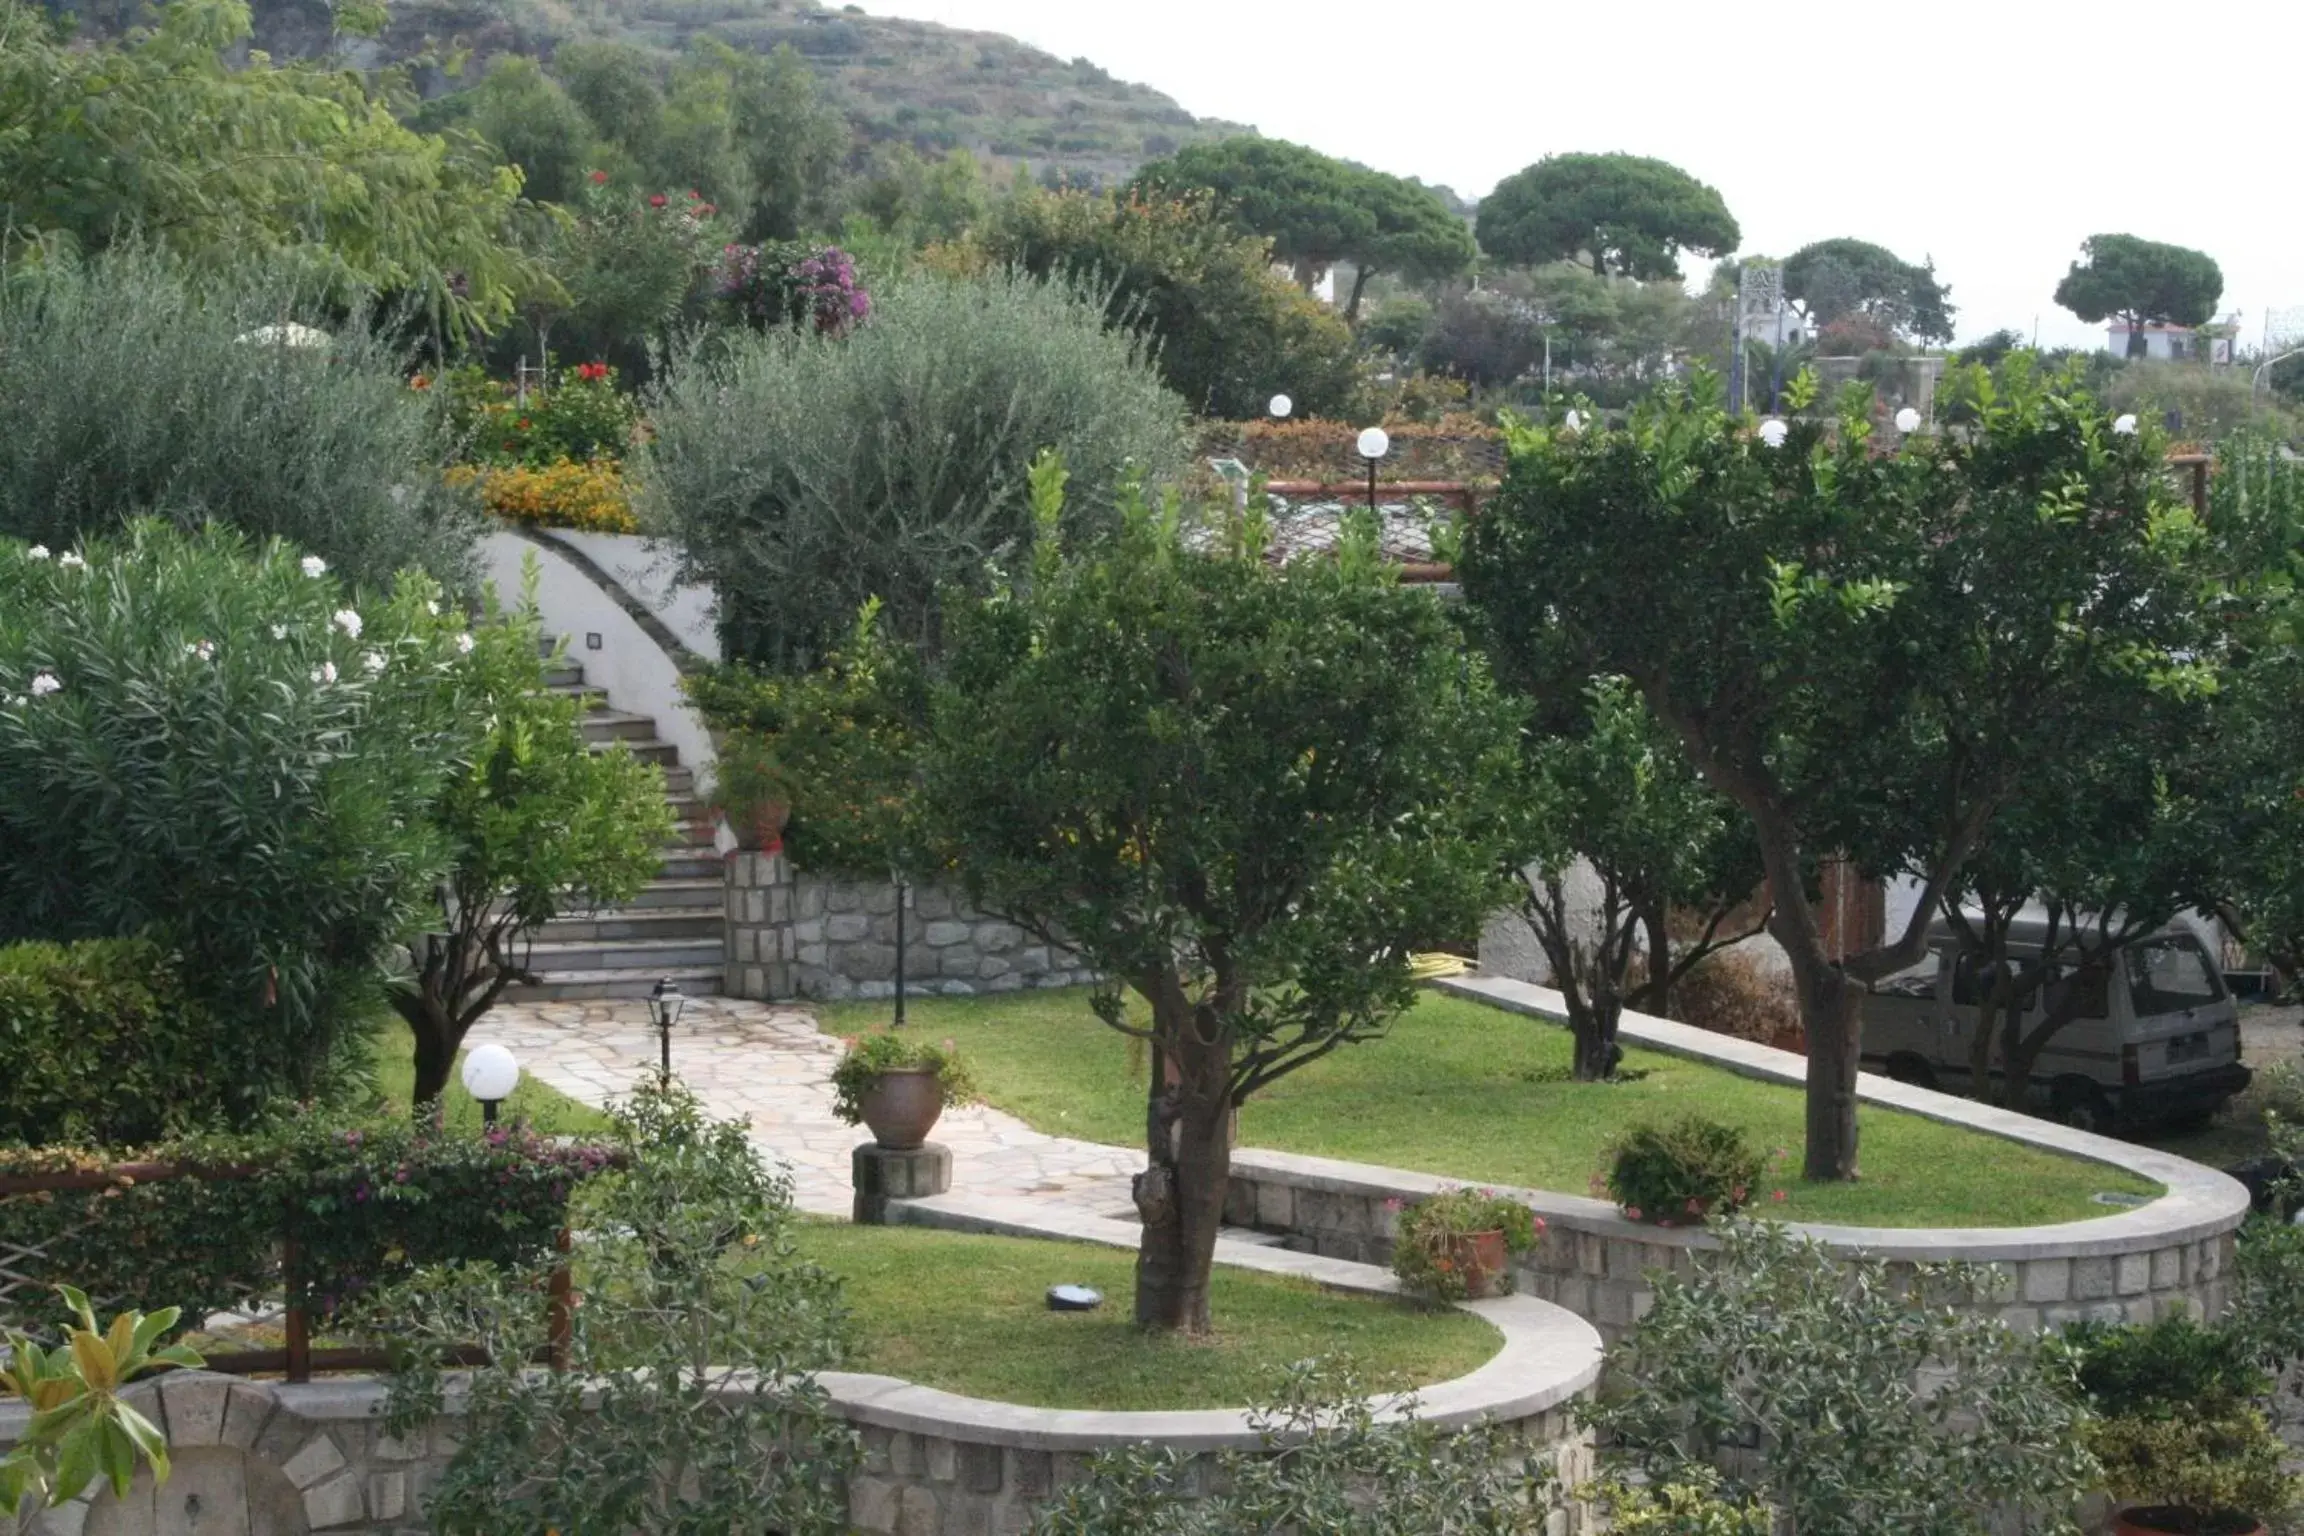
(464, 997), (1140, 1218)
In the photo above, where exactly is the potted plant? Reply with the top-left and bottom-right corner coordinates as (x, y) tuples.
(703, 732), (791, 854)
(1603, 1115), (1767, 1227)
(2067, 1315), (2303, 1536)
(828, 1034), (977, 1150)
(1390, 1186), (1542, 1301)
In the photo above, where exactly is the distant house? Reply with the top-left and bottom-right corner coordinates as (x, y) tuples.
(2106, 321), (2235, 364)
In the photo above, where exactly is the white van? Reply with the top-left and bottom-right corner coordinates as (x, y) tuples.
(1862, 916), (2250, 1133)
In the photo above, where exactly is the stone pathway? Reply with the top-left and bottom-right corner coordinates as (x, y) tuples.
(464, 997), (1139, 1218)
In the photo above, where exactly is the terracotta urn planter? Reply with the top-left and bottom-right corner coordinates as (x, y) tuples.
(858, 1067), (943, 1150)
(2114, 1510), (2264, 1536)
(736, 800), (789, 854)
(1444, 1229), (1509, 1299)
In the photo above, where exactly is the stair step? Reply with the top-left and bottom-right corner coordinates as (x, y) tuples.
(590, 738), (680, 766)
(655, 852), (721, 880)
(617, 878), (726, 910)
(541, 663), (584, 688)
(579, 711), (659, 743)
(511, 966), (724, 1002)
(534, 909), (723, 943)
(525, 937), (726, 971)
(660, 766), (696, 796)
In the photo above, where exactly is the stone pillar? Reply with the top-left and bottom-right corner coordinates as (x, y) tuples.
(724, 850), (796, 999)
(852, 1141), (952, 1224)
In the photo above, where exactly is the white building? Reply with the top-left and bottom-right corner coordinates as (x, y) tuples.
(2106, 322), (2233, 364)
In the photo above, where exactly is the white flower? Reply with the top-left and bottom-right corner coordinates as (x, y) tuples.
(186, 640), (216, 662)
(1758, 419), (1790, 449)
(1561, 409), (1585, 433)
(1894, 407), (1922, 433)
(25, 545), (48, 561)
(2112, 413), (2139, 436)
(311, 661), (338, 685)
(300, 555), (328, 578)
(271, 624), (290, 640)
(363, 650), (387, 674)
(57, 552), (83, 570)
(29, 671), (61, 697)
(454, 631), (476, 655)
(426, 599), (441, 616)
(332, 608), (363, 639)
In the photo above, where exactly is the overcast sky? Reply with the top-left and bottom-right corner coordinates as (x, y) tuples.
(862, 0), (2301, 352)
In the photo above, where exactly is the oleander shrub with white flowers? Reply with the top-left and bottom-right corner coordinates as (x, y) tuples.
(0, 523), (498, 1121)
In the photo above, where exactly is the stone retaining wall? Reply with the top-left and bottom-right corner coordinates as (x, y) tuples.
(723, 851), (1094, 1002)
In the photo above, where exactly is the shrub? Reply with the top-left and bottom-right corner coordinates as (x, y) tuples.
(1666, 946), (1800, 1047)
(1587, 1219), (2097, 1536)
(827, 1034), (977, 1126)
(2087, 1412), (2299, 1535)
(642, 269), (1187, 667)
(1390, 1187), (1542, 1301)
(0, 938), (227, 1146)
(713, 241), (871, 334)
(1604, 1117), (1766, 1226)
(1027, 1360), (1562, 1535)
(2063, 1314), (2269, 1419)
(446, 459), (639, 534)
(0, 250), (480, 591)
(438, 363), (643, 469)
(1586, 1473), (1774, 1536)
(0, 524), (490, 1115)
(0, 1287), (203, 1521)
(371, 1081), (858, 1536)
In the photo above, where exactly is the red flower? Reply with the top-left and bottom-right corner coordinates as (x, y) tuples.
(1771, 1189), (1788, 1203)
(1625, 1206), (1642, 1222)
(575, 362), (609, 382)
(588, 170), (609, 185)
(648, 193), (668, 208)
(409, 373), (430, 391)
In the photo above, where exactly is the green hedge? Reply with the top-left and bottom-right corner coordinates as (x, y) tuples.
(0, 938), (226, 1146)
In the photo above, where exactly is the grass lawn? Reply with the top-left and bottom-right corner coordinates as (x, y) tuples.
(819, 988), (2162, 1227)
(363, 1023), (614, 1137)
(793, 1221), (1498, 1411)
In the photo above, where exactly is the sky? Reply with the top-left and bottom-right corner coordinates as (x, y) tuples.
(861, 0), (2303, 353)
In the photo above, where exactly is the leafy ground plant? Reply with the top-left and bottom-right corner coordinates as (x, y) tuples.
(2, 1288), (200, 1532)
(1586, 1218), (2097, 1536)
(369, 1079), (856, 1536)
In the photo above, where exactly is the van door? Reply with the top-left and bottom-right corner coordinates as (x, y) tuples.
(2122, 933), (2241, 1087)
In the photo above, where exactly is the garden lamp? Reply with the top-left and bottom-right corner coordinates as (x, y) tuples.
(650, 978), (686, 1085)
(1357, 426), (1390, 514)
(1268, 393), (1292, 419)
(461, 1043), (520, 1127)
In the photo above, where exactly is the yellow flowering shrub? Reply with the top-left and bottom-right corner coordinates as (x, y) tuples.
(446, 459), (638, 535)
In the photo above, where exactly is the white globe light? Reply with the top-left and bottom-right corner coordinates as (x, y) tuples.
(461, 1043), (520, 1103)
(1894, 407), (1922, 433)
(1356, 426), (1391, 460)
(1268, 394), (1293, 419)
(2112, 414), (2139, 436)
(1757, 419), (1790, 449)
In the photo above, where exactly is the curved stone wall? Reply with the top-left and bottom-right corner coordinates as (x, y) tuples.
(1218, 975), (2252, 1342)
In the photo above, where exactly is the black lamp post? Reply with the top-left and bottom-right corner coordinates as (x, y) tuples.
(649, 977), (685, 1085)
(1356, 426), (1390, 513)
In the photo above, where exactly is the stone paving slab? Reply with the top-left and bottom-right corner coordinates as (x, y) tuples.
(465, 997), (1139, 1217)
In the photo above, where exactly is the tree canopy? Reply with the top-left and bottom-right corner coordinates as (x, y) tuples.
(1782, 238), (1955, 345)
(0, 0), (548, 336)
(2053, 234), (2224, 356)
(1475, 152), (1739, 280)
(1133, 136), (1475, 317)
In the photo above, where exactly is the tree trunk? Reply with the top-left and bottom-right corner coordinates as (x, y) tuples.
(408, 1005), (458, 1106)
(1344, 265), (1373, 323)
(2125, 315), (2147, 359)
(1131, 996), (1233, 1333)
(1790, 961), (1861, 1180)
(1572, 994), (1622, 1081)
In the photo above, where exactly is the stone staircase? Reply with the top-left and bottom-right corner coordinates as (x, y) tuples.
(511, 651), (724, 1002)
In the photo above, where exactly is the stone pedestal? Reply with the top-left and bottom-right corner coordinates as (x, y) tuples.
(852, 1141), (952, 1224)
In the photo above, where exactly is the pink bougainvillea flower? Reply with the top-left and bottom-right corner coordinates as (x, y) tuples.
(648, 193), (668, 208)
(1625, 1206), (1642, 1221)
(589, 170), (609, 184)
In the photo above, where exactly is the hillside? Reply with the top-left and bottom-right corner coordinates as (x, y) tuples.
(50, 0), (1252, 187)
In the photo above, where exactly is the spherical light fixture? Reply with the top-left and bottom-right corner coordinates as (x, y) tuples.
(1561, 409), (1585, 433)
(461, 1043), (520, 1125)
(1356, 426), (1391, 461)
(1757, 419), (1790, 449)
(1894, 407), (1922, 434)
(2112, 414), (2139, 436)
(1268, 394), (1293, 419)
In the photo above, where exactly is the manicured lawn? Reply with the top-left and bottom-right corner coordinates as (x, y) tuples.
(792, 1222), (1498, 1411)
(364, 1023), (614, 1137)
(818, 988), (2162, 1227)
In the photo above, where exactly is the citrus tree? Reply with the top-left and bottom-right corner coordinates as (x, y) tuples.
(915, 457), (1514, 1331)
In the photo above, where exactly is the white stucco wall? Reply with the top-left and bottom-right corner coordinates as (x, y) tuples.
(549, 530), (721, 663)
(478, 529), (716, 779)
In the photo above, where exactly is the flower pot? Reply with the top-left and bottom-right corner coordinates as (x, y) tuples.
(734, 801), (789, 854)
(858, 1067), (943, 1150)
(2114, 1509), (2265, 1536)
(1444, 1229), (1509, 1299)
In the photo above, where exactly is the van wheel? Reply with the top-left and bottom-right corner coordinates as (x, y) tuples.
(1883, 1053), (1939, 1090)
(2051, 1079), (2116, 1135)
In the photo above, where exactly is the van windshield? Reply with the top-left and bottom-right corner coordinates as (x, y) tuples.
(2125, 935), (2225, 1017)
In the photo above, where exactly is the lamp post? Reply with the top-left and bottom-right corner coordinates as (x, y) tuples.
(2254, 347), (2304, 402)
(649, 977), (686, 1085)
(1268, 393), (1292, 420)
(892, 877), (909, 1030)
(1356, 426), (1390, 514)
(461, 1043), (520, 1127)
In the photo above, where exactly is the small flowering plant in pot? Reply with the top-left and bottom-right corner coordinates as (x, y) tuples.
(829, 1034), (978, 1150)
(1390, 1187), (1542, 1302)
(1604, 1115), (1769, 1227)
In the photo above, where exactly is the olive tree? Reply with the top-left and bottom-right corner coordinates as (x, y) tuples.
(1460, 361), (2213, 1179)
(915, 458), (1513, 1331)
